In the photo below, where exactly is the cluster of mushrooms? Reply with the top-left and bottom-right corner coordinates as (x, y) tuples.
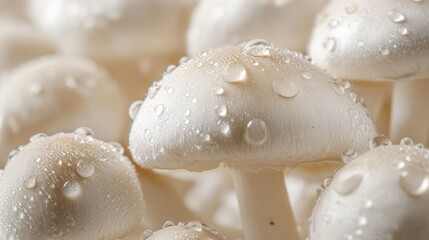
(0, 0), (428, 239)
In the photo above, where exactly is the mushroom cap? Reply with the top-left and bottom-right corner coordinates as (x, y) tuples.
(0, 20), (56, 75)
(143, 221), (226, 240)
(129, 41), (376, 172)
(187, 0), (328, 56)
(28, 0), (192, 60)
(0, 131), (145, 240)
(310, 142), (429, 239)
(0, 56), (127, 167)
(308, 0), (429, 81)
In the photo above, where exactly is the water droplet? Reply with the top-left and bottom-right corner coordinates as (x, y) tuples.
(29, 133), (48, 142)
(334, 173), (363, 195)
(358, 217), (367, 226)
(245, 119), (267, 145)
(357, 41), (365, 47)
(323, 38), (336, 52)
(345, 3), (359, 14)
(179, 56), (190, 64)
(76, 160), (95, 178)
(18, 212), (25, 220)
(163, 64), (176, 76)
(400, 137), (414, 146)
(154, 104), (164, 117)
(214, 86), (225, 95)
(196, 62), (204, 68)
(184, 109), (191, 116)
(388, 10), (406, 23)
(147, 81), (161, 99)
(74, 127), (94, 137)
(328, 19), (340, 28)
(342, 148), (358, 163)
(378, 47), (390, 56)
(243, 39), (272, 57)
(129, 101), (143, 120)
(330, 81), (346, 95)
(272, 79), (299, 98)
(34, 157), (41, 163)
(163, 220), (175, 228)
(215, 104), (228, 117)
(109, 142), (124, 154)
(217, 120), (231, 136)
(23, 177), (37, 189)
(398, 27), (409, 35)
(369, 134), (392, 149)
(62, 180), (82, 199)
(8, 149), (19, 160)
(141, 229), (153, 239)
(222, 62), (248, 83)
(164, 86), (174, 95)
(201, 133), (211, 142)
(365, 199), (373, 208)
(399, 163), (429, 197)
(186, 221), (203, 232)
(301, 72), (312, 80)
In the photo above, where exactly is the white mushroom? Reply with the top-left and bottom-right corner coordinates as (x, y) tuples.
(0, 130), (145, 240)
(308, 0), (429, 143)
(0, 20), (56, 77)
(129, 41), (376, 240)
(309, 138), (429, 239)
(0, 56), (126, 167)
(142, 221), (226, 240)
(28, 0), (195, 106)
(187, 0), (329, 56)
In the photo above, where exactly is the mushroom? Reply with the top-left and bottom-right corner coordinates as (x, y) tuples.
(129, 40), (376, 240)
(0, 130), (145, 239)
(187, 0), (329, 56)
(142, 221), (226, 240)
(0, 20), (56, 77)
(309, 138), (429, 239)
(28, 0), (195, 105)
(308, 0), (429, 142)
(0, 55), (127, 167)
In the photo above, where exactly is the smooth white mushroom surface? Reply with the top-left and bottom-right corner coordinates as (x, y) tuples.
(0, 56), (127, 167)
(28, 0), (194, 60)
(0, 20), (56, 76)
(0, 131), (145, 240)
(308, 0), (429, 81)
(142, 221), (226, 240)
(129, 41), (375, 171)
(187, 0), (328, 56)
(310, 139), (429, 240)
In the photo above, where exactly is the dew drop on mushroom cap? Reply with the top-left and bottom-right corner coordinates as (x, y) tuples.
(310, 141), (429, 240)
(0, 131), (145, 240)
(0, 56), (127, 167)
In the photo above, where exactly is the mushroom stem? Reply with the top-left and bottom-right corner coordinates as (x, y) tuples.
(390, 78), (429, 145)
(231, 168), (299, 240)
(352, 81), (392, 135)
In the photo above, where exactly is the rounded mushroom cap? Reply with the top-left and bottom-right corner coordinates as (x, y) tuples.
(308, 0), (429, 81)
(310, 141), (429, 239)
(28, 0), (192, 60)
(129, 41), (376, 172)
(143, 221), (226, 240)
(0, 131), (145, 240)
(0, 56), (126, 167)
(187, 0), (328, 56)
(0, 20), (56, 75)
